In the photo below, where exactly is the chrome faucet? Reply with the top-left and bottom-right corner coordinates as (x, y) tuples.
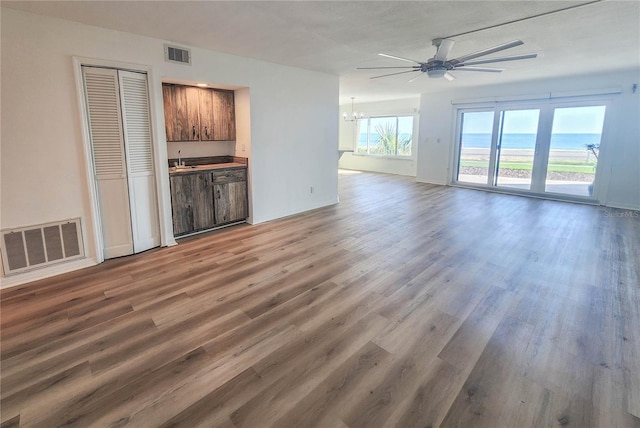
(178, 150), (182, 167)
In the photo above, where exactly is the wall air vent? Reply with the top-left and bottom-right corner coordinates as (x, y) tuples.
(164, 44), (191, 65)
(1, 218), (84, 275)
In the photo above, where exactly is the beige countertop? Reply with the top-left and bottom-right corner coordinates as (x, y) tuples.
(169, 162), (247, 175)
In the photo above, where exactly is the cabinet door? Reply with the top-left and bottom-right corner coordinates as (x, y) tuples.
(171, 86), (201, 141)
(162, 85), (179, 142)
(185, 87), (201, 141)
(214, 181), (247, 225)
(199, 89), (214, 141)
(192, 173), (215, 230)
(228, 181), (248, 221)
(212, 90), (236, 141)
(170, 175), (195, 235)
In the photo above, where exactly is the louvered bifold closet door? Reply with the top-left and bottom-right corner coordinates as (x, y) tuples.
(118, 71), (160, 253)
(82, 66), (134, 259)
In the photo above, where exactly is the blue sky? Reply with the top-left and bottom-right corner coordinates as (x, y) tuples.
(462, 106), (606, 134)
(551, 106), (606, 134)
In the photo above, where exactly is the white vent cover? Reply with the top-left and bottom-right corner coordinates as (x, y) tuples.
(164, 44), (191, 65)
(1, 219), (84, 275)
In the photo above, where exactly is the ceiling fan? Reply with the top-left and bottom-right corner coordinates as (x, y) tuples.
(358, 38), (537, 82)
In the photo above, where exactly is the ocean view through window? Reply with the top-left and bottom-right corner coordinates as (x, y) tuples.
(356, 116), (413, 157)
(455, 102), (607, 199)
(546, 105), (605, 196)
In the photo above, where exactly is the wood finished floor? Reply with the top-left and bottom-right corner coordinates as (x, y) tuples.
(1, 171), (639, 428)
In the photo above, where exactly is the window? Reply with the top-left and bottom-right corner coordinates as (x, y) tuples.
(356, 116), (413, 157)
(546, 106), (605, 196)
(454, 100), (608, 199)
(457, 111), (494, 184)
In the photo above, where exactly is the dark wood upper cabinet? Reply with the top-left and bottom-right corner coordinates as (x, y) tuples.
(163, 85), (200, 142)
(212, 90), (236, 141)
(162, 84), (235, 142)
(184, 87), (201, 141)
(199, 89), (214, 141)
(162, 85), (177, 142)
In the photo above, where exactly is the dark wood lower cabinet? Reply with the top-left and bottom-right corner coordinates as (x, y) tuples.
(170, 168), (248, 237)
(214, 181), (248, 224)
(170, 175), (195, 236)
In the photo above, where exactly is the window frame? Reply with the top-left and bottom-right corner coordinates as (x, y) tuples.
(451, 96), (613, 203)
(354, 114), (415, 158)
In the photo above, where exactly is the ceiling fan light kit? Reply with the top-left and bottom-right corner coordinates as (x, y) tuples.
(359, 38), (538, 82)
(427, 67), (447, 79)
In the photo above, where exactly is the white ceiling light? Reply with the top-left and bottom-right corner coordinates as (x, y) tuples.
(343, 97), (364, 122)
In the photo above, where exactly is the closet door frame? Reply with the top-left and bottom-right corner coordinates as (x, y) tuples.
(73, 57), (174, 263)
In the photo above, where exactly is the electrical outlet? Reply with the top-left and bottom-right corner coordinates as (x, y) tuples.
(310, 186), (314, 194)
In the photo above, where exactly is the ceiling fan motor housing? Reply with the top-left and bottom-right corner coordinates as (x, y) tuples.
(424, 59), (451, 78)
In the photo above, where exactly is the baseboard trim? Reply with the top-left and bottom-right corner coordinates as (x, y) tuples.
(252, 197), (340, 225)
(604, 201), (640, 211)
(0, 257), (98, 289)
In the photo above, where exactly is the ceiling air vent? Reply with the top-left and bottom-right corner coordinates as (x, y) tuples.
(164, 44), (191, 65)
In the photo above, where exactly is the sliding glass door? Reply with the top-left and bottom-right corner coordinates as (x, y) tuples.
(457, 111), (494, 185)
(454, 101), (607, 201)
(494, 109), (540, 190)
(545, 106), (606, 197)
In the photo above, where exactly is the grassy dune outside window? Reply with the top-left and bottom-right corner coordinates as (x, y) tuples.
(356, 116), (413, 157)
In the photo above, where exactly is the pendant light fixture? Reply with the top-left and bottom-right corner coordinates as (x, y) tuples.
(343, 97), (364, 122)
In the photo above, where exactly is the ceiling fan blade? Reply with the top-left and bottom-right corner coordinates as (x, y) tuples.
(444, 72), (456, 81)
(457, 53), (537, 66)
(408, 72), (426, 83)
(453, 66), (504, 72)
(450, 40), (524, 64)
(370, 70), (421, 79)
(434, 38), (455, 61)
(357, 66), (421, 70)
(378, 53), (422, 64)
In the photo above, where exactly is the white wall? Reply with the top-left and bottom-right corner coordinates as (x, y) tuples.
(417, 70), (640, 210)
(234, 88), (253, 222)
(338, 98), (420, 177)
(0, 8), (339, 284)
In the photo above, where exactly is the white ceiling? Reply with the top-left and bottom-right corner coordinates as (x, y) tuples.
(4, 1), (640, 103)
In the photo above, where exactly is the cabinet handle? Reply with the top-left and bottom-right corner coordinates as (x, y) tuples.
(192, 125), (197, 138)
(204, 126), (209, 138)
